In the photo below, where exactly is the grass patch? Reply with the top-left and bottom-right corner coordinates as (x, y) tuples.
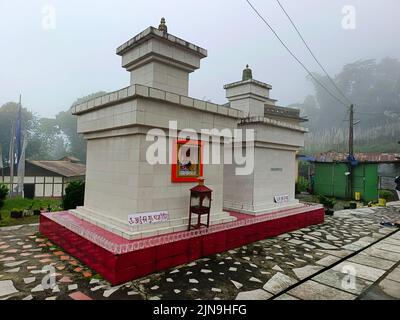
(0, 197), (62, 227)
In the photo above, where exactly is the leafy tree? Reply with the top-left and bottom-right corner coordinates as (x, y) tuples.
(62, 180), (85, 210)
(27, 118), (68, 160)
(293, 57), (400, 153)
(289, 95), (320, 130)
(1, 91), (106, 163)
(0, 183), (9, 210)
(0, 102), (35, 163)
(298, 58), (400, 128)
(55, 111), (86, 162)
(55, 91), (106, 162)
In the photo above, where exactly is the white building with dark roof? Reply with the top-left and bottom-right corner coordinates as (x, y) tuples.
(1, 156), (86, 198)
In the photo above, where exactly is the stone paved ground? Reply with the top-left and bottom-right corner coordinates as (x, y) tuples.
(1, 203), (400, 300)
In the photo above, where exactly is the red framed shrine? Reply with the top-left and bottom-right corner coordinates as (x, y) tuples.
(171, 139), (204, 182)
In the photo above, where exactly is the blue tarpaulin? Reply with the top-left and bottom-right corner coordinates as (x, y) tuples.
(347, 154), (359, 166)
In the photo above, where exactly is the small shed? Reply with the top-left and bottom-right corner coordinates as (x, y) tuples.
(308, 152), (400, 202)
(0, 156), (86, 199)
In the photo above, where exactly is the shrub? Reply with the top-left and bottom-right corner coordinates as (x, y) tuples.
(0, 183), (9, 210)
(379, 190), (393, 201)
(10, 208), (23, 219)
(317, 195), (336, 209)
(62, 180), (85, 210)
(317, 195), (336, 215)
(296, 176), (310, 193)
(349, 202), (357, 209)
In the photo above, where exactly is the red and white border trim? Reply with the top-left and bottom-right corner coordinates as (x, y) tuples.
(43, 203), (322, 255)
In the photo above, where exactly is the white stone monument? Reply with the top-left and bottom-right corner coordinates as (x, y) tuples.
(40, 19), (323, 285)
(223, 65), (308, 214)
(70, 19), (238, 239)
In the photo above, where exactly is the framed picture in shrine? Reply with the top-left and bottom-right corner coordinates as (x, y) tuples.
(171, 139), (203, 182)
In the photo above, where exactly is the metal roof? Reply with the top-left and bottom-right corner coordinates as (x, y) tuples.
(27, 159), (86, 177)
(311, 151), (400, 163)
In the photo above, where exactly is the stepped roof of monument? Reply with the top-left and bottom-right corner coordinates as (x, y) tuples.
(116, 26), (207, 58)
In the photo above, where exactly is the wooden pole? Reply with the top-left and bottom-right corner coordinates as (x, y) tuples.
(349, 104), (354, 156)
(348, 104), (354, 199)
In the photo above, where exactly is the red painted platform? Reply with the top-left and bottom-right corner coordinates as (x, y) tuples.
(39, 204), (324, 285)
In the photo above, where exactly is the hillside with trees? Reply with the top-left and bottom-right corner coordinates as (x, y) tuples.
(290, 57), (400, 153)
(0, 91), (106, 164)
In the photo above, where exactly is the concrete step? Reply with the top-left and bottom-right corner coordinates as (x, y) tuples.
(69, 207), (236, 240)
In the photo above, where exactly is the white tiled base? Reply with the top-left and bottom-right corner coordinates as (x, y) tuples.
(69, 206), (236, 240)
(223, 199), (302, 216)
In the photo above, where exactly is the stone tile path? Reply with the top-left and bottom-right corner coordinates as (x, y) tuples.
(276, 230), (400, 300)
(0, 203), (399, 300)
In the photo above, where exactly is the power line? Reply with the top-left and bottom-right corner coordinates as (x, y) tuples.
(245, 0), (348, 108)
(275, 0), (353, 106)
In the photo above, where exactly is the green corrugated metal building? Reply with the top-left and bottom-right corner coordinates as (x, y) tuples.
(313, 162), (378, 202)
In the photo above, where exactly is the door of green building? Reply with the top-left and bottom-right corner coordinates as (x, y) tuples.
(332, 163), (349, 198)
(313, 162), (378, 201)
(352, 164), (378, 202)
(314, 163), (334, 196)
(314, 163), (349, 198)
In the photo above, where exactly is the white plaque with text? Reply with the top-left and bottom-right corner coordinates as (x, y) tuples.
(274, 195), (289, 204)
(128, 210), (169, 226)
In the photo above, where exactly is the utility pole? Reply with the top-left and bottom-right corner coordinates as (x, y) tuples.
(347, 104), (355, 200)
(349, 104), (354, 156)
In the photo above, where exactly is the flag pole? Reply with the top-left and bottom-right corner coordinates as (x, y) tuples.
(9, 123), (15, 198)
(16, 94), (22, 168)
(17, 135), (28, 198)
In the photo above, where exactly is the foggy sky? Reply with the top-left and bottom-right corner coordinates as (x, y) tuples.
(1, 0), (399, 118)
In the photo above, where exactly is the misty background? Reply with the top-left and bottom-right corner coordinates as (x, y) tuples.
(1, 0), (399, 162)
